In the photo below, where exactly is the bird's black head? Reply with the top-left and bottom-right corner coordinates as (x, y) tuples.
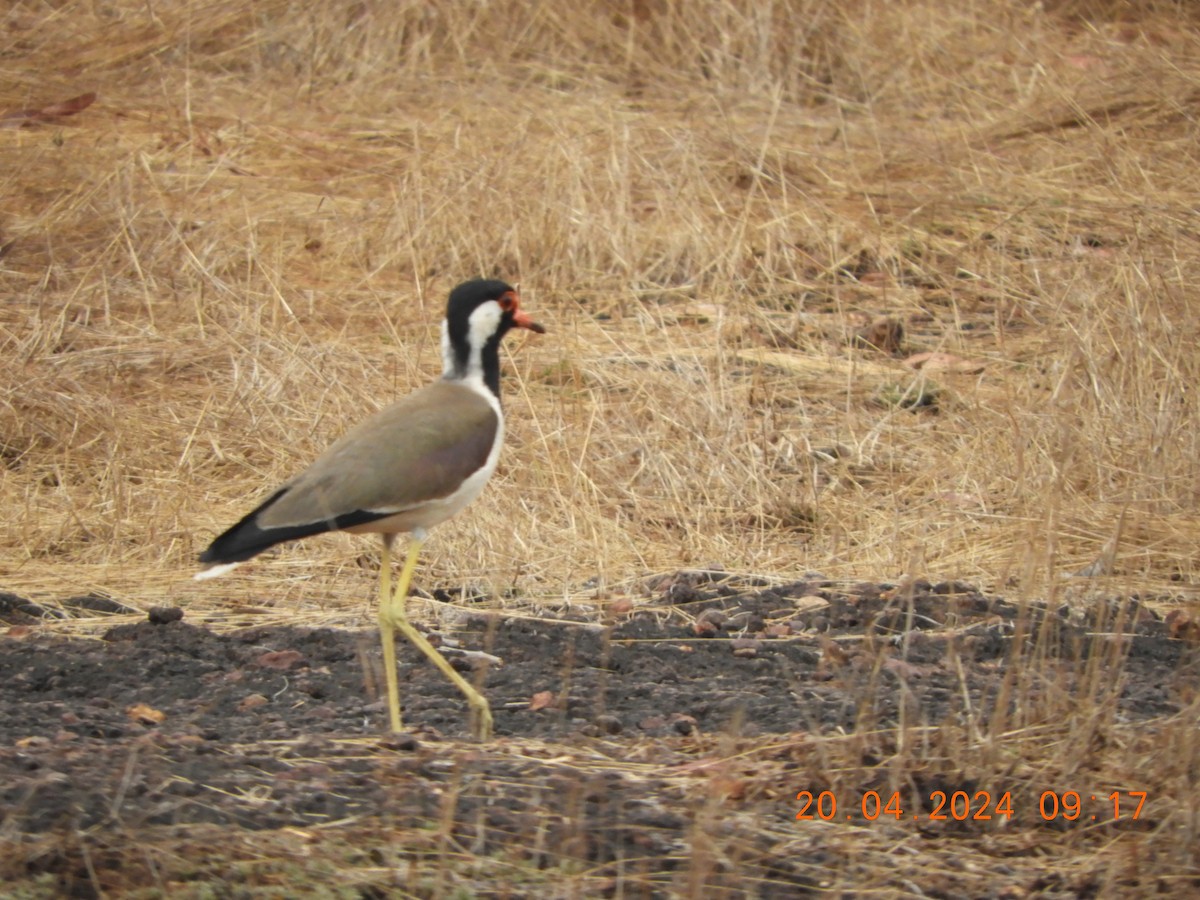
(442, 278), (544, 395)
(445, 279), (544, 348)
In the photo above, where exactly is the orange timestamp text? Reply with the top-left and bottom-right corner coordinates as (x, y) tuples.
(796, 789), (1148, 823)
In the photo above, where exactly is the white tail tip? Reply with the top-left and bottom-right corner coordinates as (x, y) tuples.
(194, 562), (240, 581)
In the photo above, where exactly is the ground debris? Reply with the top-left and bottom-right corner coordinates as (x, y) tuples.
(1, 576), (1196, 896)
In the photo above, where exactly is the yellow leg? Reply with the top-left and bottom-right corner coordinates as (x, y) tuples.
(377, 540), (403, 733)
(380, 536), (494, 741)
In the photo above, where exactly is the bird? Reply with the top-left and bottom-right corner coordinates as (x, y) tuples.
(194, 278), (545, 740)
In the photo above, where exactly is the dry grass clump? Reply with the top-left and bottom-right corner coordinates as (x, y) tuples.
(3, 0), (1200, 891)
(4, 0), (1200, 612)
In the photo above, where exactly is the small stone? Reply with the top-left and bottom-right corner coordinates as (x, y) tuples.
(667, 582), (702, 604)
(148, 607), (184, 625)
(607, 597), (635, 617)
(730, 637), (761, 658)
(593, 714), (623, 735)
(254, 650), (306, 670)
(671, 714), (699, 735)
(795, 595), (830, 614)
(125, 703), (166, 726)
(378, 733), (420, 752)
(693, 608), (726, 637)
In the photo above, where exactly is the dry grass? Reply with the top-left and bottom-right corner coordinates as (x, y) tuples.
(3, 0), (1200, 894)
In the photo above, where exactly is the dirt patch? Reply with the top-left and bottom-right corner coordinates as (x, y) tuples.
(2, 575), (1197, 896)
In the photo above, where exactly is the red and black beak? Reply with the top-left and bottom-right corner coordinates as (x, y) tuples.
(504, 290), (546, 334)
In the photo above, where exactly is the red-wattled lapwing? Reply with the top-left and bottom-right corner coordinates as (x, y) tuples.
(194, 279), (544, 740)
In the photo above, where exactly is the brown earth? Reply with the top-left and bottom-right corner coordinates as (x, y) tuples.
(2, 575), (1196, 897)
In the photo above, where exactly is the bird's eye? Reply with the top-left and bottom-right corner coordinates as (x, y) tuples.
(498, 291), (517, 311)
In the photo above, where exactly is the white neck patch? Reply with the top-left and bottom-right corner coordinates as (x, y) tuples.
(442, 299), (503, 383)
(467, 299), (503, 350)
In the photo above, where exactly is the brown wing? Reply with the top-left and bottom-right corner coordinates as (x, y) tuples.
(199, 381), (498, 565)
(261, 380), (498, 527)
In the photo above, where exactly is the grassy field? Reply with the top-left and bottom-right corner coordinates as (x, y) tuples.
(3, 0), (1200, 896)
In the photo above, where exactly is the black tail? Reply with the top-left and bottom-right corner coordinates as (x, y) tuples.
(198, 487), (386, 565)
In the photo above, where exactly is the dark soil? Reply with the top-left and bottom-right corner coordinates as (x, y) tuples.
(1, 575), (1197, 897)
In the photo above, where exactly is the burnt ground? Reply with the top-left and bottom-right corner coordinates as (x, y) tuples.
(1, 573), (1198, 898)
